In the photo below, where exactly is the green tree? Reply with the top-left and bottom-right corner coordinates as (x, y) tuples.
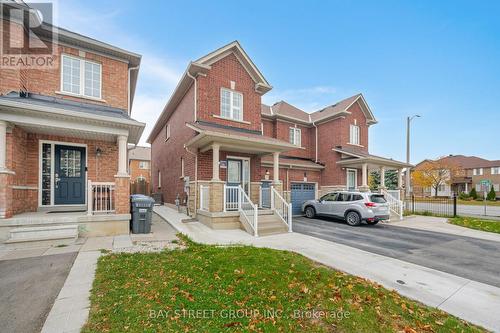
(369, 170), (398, 191)
(469, 187), (478, 200)
(487, 186), (497, 201)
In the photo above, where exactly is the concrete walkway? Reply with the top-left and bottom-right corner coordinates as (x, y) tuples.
(390, 215), (500, 243)
(41, 214), (179, 333)
(155, 205), (500, 332)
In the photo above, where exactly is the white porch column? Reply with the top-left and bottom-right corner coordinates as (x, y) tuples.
(397, 168), (403, 189)
(212, 143), (220, 181)
(273, 152), (280, 183)
(465, 182), (468, 193)
(116, 135), (128, 177)
(0, 120), (7, 172)
(379, 166), (386, 190)
(362, 163), (368, 187)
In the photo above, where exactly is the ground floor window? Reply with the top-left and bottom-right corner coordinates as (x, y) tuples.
(41, 143), (52, 205)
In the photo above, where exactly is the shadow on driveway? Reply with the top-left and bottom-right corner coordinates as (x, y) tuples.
(0, 252), (77, 333)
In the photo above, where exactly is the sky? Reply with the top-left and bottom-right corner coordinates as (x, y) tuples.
(52, 0), (500, 164)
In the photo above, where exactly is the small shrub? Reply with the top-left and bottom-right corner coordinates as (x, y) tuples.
(469, 188), (478, 200)
(487, 186), (497, 201)
(458, 192), (469, 200)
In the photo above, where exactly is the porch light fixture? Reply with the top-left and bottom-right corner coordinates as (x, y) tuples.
(265, 169), (270, 180)
(96, 147), (102, 157)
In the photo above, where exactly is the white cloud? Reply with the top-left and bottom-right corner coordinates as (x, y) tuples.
(262, 85), (337, 112)
(53, 0), (183, 145)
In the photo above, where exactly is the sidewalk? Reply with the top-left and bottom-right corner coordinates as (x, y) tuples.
(41, 214), (179, 333)
(155, 205), (500, 332)
(390, 215), (500, 243)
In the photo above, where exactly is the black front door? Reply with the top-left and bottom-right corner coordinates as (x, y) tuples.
(54, 145), (86, 205)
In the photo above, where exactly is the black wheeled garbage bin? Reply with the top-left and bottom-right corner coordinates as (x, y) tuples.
(130, 194), (155, 234)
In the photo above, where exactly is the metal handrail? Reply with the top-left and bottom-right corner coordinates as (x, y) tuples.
(382, 189), (403, 220)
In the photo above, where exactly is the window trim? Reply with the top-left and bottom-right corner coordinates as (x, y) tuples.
(60, 53), (102, 100)
(349, 124), (360, 145)
(289, 127), (302, 147)
(139, 161), (150, 169)
(165, 123), (171, 141)
(473, 168), (483, 176)
(220, 87), (244, 122)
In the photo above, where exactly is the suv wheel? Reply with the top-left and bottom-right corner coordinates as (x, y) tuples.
(305, 206), (316, 218)
(345, 211), (361, 226)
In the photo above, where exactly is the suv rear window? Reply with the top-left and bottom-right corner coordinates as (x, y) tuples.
(370, 194), (387, 203)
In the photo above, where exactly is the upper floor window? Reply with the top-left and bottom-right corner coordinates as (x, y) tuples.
(61, 54), (102, 99)
(473, 168), (483, 176)
(139, 161), (150, 169)
(289, 127), (301, 146)
(220, 88), (243, 121)
(165, 123), (171, 141)
(492, 167), (500, 175)
(349, 124), (360, 145)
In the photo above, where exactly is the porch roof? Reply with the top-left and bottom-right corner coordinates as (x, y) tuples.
(261, 155), (325, 170)
(185, 121), (297, 154)
(0, 93), (145, 143)
(333, 147), (412, 170)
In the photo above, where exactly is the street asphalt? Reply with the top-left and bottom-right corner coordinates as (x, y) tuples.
(0, 251), (77, 333)
(293, 216), (500, 288)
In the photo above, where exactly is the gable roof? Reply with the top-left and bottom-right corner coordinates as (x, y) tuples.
(262, 93), (378, 126)
(421, 155), (500, 169)
(310, 94), (377, 124)
(147, 41), (271, 143)
(262, 101), (311, 123)
(128, 146), (151, 161)
(194, 41), (272, 92)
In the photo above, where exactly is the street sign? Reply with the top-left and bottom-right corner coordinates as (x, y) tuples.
(480, 179), (491, 192)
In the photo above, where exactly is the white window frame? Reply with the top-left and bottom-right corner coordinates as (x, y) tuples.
(158, 170), (162, 189)
(60, 54), (102, 99)
(491, 167), (500, 175)
(473, 168), (483, 176)
(346, 168), (357, 190)
(165, 123), (171, 141)
(180, 157), (185, 178)
(139, 161), (150, 169)
(220, 88), (243, 121)
(349, 124), (360, 145)
(289, 127), (302, 147)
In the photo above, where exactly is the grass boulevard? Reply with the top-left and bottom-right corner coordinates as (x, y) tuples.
(82, 236), (485, 332)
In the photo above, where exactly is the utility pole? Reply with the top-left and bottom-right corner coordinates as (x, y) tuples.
(406, 115), (420, 196)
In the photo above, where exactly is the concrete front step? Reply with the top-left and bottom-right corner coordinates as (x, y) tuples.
(257, 209), (274, 216)
(5, 225), (79, 248)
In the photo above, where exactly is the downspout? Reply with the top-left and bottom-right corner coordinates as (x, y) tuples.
(185, 145), (198, 218)
(186, 70), (197, 122)
(184, 68), (198, 217)
(128, 66), (140, 115)
(310, 114), (318, 163)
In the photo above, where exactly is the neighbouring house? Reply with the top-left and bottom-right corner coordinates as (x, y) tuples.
(147, 41), (409, 235)
(128, 145), (151, 194)
(0, 2), (145, 242)
(412, 155), (500, 197)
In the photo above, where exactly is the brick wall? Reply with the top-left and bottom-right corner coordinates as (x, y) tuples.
(3, 126), (121, 216)
(317, 101), (369, 186)
(151, 85), (196, 205)
(129, 159), (151, 183)
(197, 53), (262, 132)
(0, 18), (129, 110)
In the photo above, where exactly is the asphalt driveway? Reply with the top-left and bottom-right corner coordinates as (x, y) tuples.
(0, 252), (77, 333)
(293, 216), (500, 288)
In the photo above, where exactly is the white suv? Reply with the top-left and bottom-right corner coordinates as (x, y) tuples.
(301, 191), (390, 226)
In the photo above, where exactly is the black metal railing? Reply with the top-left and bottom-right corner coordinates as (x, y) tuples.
(404, 194), (457, 217)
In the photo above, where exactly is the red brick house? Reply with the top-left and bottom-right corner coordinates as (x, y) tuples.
(148, 41), (408, 235)
(0, 2), (144, 242)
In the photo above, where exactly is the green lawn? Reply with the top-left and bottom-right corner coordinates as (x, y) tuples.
(83, 237), (485, 333)
(457, 199), (500, 207)
(449, 216), (500, 234)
